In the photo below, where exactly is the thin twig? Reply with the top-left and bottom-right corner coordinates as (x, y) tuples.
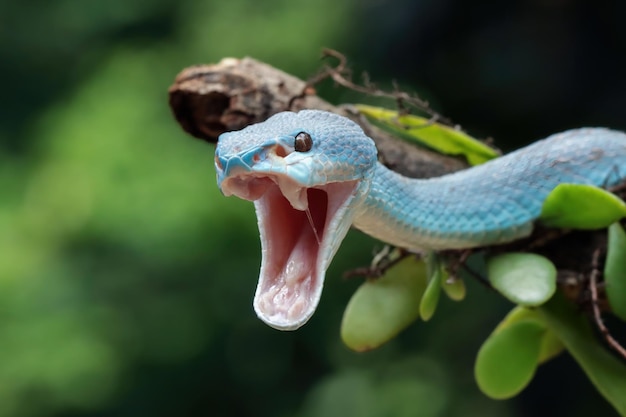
(527, 228), (571, 250)
(458, 258), (495, 291)
(309, 49), (456, 127)
(589, 248), (626, 359)
(443, 249), (473, 283)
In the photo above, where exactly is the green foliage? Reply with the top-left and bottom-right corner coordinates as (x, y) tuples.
(300, 357), (449, 417)
(486, 253), (556, 306)
(419, 252), (444, 320)
(537, 327), (565, 364)
(341, 252), (462, 351)
(475, 306), (563, 399)
(493, 307), (564, 364)
(538, 295), (626, 416)
(540, 183), (626, 229)
(341, 257), (428, 351)
(477, 267), (626, 411)
(475, 320), (545, 399)
(441, 275), (466, 301)
(356, 104), (499, 165)
(605, 222), (626, 321)
(0, 50), (228, 416)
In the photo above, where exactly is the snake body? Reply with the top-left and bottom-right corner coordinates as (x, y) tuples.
(215, 110), (626, 330)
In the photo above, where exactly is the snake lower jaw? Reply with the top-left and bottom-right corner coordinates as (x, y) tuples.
(251, 180), (362, 330)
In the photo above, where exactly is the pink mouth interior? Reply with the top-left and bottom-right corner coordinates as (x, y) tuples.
(254, 185), (328, 327)
(221, 173), (357, 329)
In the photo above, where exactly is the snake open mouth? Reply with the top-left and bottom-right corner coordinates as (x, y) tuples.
(221, 174), (359, 329)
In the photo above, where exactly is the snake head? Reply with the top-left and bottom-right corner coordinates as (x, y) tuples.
(215, 110), (377, 330)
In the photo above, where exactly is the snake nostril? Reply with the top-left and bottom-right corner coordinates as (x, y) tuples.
(214, 155), (223, 170)
(274, 145), (288, 158)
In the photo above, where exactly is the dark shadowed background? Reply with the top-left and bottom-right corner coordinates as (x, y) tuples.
(1, 1), (624, 416)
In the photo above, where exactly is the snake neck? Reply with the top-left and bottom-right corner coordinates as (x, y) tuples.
(352, 128), (626, 251)
(351, 163), (530, 251)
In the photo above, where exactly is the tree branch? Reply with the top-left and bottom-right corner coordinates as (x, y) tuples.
(168, 56), (467, 179)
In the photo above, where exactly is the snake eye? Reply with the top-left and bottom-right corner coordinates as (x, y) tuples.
(294, 132), (313, 152)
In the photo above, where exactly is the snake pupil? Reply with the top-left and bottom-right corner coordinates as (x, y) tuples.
(294, 132), (313, 152)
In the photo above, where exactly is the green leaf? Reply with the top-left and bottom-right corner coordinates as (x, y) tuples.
(493, 306), (564, 365)
(538, 294), (626, 415)
(487, 253), (557, 306)
(605, 222), (626, 321)
(540, 184), (626, 229)
(441, 277), (466, 301)
(356, 104), (498, 165)
(419, 253), (443, 321)
(341, 257), (428, 352)
(538, 327), (565, 364)
(494, 305), (544, 331)
(475, 320), (545, 399)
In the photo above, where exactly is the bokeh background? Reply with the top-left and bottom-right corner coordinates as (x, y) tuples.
(2, 1), (625, 416)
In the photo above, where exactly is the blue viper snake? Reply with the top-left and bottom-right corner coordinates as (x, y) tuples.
(215, 110), (626, 330)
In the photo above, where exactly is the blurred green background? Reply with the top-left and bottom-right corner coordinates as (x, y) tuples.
(1, 1), (625, 416)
